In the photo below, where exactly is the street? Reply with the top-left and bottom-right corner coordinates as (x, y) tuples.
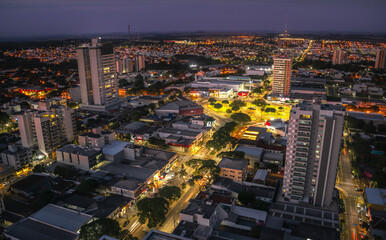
(336, 149), (362, 240)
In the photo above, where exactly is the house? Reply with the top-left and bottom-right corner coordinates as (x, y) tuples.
(79, 126), (115, 148)
(234, 144), (263, 166)
(10, 174), (51, 199)
(111, 178), (144, 199)
(218, 157), (248, 183)
(179, 199), (228, 227)
(253, 169), (268, 185)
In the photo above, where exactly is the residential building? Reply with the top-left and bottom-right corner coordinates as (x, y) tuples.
(272, 55), (292, 96)
(76, 38), (119, 111)
(283, 101), (345, 207)
(364, 188), (386, 239)
(1, 145), (32, 170)
(136, 55), (145, 71)
(374, 48), (386, 70)
(218, 157), (248, 183)
(68, 86), (81, 103)
(116, 58), (133, 74)
(17, 104), (75, 156)
(79, 126), (115, 148)
(56, 144), (103, 171)
(332, 49), (346, 65)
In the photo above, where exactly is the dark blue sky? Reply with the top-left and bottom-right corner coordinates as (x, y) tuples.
(1, 0), (385, 38)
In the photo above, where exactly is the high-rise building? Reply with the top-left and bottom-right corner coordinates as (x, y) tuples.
(116, 58), (134, 74)
(136, 55), (146, 72)
(374, 48), (386, 70)
(76, 38), (119, 111)
(332, 49), (346, 65)
(282, 101), (345, 207)
(272, 55), (292, 96)
(17, 103), (75, 156)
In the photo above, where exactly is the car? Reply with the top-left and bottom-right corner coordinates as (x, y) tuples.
(123, 220), (130, 227)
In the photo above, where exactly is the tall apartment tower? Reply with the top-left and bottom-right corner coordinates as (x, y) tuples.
(17, 104), (75, 156)
(76, 38), (119, 111)
(375, 48), (386, 70)
(136, 55), (146, 72)
(116, 58), (134, 74)
(272, 55), (292, 96)
(332, 49), (346, 65)
(282, 101), (345, 207)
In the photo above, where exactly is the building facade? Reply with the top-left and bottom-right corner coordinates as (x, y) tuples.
(374, 48), (385, 70)
(56, 144), (103, 171)
(283, 102), (345, 207)
(17, 105), (75, 156)
(77, 38), (119, 111)
(1, 145), (32, 170)
(272, 56), (292, 96)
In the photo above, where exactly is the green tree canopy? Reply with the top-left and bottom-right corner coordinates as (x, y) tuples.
(77, 179), (98, 195)
(230, 113), (251, 123)
(33, 164), (46, 173)
(208, 98), (216, 103)
(137, 197), (169, 228)
(213, 103), (222, 109)
(158, 186), (181, 201)
(54, 165), (77, 179)
(186, 158), (202, 171)
(79, 218), (121, 240)
(217, 151), (245, 159)
(222, 100), (229, 104)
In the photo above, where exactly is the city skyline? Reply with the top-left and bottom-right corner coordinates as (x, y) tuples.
(1, 0), (386, 39)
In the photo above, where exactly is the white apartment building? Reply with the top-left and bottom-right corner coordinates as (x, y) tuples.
(272, 56), (292, 96)
(1, 145), (32, 170)
(56, 144), (103, 171)
(77, 38), (119, 111)
(283, 101), (345, 207)
(17, 104), (75, 156)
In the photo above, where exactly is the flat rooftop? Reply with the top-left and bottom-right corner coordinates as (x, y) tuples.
(365, 188), (386, 206)
(58, 144), (101, 157)
(218, 157), (248, 171)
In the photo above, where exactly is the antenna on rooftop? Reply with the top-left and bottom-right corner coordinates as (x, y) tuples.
(284, 14), (288, 38)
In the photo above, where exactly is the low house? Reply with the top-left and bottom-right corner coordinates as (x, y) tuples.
(218, 157), (248, 183)
(180, 199), (228, 227)
(253, 169), (268, 185)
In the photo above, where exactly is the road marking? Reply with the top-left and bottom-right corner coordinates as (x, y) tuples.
(129, 221), (141, 233)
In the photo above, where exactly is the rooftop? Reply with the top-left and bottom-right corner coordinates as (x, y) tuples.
(253, 169), (268, 182)
(102, 140), (129, 156)
(364, 188), (386, 206)
(29, 204), (92, 232)
(5, 218), (78, 240)
(57, 144), (101, 157)
(218, 157), (248, 171)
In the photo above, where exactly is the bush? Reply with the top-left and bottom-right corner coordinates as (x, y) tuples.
(213, 103), (222, 109)
(226, 109), (232, 113)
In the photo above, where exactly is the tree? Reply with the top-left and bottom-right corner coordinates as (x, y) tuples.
(264, 107), (276, 113)
(217, 151), (245, 159)
(222, 100), (229, 104)
(158, 186), (181, 201)
(213, 103), (222, 109)
(134, 74), (144, 88)
(253, 87), (263, 94)
(238, 190), (255, 206)
(230, 100), (246, 111)
(0, 112), (10, 126)
(79, 218), (121, 240)
(186, 159), (202, 172)
(230, 113), (251, 123)
(208, 98), (216, 103)
(77, 179), (98, 195)
(252, 199), (269, 211)
(54, 165), (76, 179)
(137, 197), (169, 228)
(198, 160), (220, 179)
(226, 109), (232, 113)
(178, 168), (188, 178)
(33, 164), (46, 173)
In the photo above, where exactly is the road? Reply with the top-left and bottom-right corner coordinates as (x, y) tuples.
(336, 149), (362, 240)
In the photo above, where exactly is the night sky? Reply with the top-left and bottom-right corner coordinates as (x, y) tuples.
(1, 0), (385, 38)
